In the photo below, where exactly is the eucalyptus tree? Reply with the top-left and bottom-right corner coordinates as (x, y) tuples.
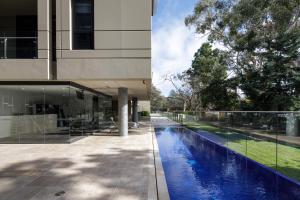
(186, 0), (300, 110)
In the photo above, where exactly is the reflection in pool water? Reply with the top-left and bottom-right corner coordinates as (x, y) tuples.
(155, 127), (300, 200)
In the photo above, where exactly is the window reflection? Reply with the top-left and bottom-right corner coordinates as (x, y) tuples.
(72, 0), (94, 49)
(0, 83), (112, 144)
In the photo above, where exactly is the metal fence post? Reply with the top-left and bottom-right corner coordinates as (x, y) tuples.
(4, 37), (7, 59)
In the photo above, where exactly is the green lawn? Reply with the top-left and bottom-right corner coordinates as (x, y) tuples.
(182, 120), (300, 182)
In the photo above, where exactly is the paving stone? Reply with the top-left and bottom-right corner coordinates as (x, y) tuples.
(0, 122), (157, 200)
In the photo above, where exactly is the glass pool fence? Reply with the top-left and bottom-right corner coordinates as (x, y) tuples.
(161, 111), (300, 183)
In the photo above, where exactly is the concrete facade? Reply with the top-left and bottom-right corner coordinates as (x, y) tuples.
(0, 0), (155, 136)
(0, 0), (154, 100)
(0, 0), (52, 80)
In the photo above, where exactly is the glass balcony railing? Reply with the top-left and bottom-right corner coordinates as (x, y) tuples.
(0, 36), (37, 59)
(162, 111), (300, 183)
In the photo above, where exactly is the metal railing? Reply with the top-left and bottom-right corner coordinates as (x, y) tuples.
(0, 36), (37, 59)
(162, 111), (300, 183)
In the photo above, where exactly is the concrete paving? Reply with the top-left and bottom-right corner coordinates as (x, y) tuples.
(0, 122), (160, 200)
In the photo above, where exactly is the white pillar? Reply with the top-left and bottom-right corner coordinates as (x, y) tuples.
(118, 88), (128, 136)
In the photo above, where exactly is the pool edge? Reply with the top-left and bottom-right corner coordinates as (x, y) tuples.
(151, 124), (171, 200)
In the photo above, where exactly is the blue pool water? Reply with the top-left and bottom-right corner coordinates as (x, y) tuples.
(155, 127), (300, 200)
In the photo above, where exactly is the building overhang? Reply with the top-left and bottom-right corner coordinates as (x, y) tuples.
(0, 81), (111, 98)
(75, 79), (152, 101)
(152, 0), (158, 16)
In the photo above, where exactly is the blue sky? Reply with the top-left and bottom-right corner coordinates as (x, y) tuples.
(152, 0), (207, 96)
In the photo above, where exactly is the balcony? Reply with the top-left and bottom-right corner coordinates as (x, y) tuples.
(0, 34), (37, 59)
(0, 0), (37, 59)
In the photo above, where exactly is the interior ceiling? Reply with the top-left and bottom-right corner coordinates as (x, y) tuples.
(75, 80), (152, 101)
(0, 0), (37, 16)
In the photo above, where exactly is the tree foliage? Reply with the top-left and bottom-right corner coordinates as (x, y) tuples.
(186, 0), (300, 110)
(150, 84), (167, 112)
(186, 43), (239, 110)
(164, 73), (199, 111)
(166, 89), (186, 111)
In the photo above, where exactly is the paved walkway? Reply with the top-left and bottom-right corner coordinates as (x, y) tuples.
(0, 122), (163, 200)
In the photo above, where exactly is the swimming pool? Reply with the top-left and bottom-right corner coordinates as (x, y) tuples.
(155, 127), (300, 200)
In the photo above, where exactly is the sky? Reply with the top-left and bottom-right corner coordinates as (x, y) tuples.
(152, 0), (208, 96)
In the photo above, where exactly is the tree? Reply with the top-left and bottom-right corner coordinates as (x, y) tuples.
(164, 73), (198, 111)
(150, 85), (167, 112)
(166, 89), (186, 111)
(186, 43), (239, 110)
(186, 0), (300, 111)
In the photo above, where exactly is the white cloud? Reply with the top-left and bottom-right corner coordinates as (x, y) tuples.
(152, 19), (208, 96)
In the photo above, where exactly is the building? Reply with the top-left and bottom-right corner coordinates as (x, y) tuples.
(0, 0), (156, 143)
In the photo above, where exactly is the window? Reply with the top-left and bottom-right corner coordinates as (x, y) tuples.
(72, 0), (94, 49)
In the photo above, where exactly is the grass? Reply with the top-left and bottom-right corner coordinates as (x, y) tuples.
(181, 120), (300, 183)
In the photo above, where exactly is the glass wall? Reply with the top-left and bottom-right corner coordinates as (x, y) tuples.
(0, 83), (112, 144)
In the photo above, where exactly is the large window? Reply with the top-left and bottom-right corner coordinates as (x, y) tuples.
(0, 82), (112, 144)
(72, 0), (94, 50)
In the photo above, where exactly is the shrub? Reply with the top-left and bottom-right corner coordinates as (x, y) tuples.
(140, 111), (150, 117)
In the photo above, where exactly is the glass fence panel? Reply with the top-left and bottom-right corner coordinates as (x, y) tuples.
(276, 113), (300, 182)
(6, 38), (37, 59)
(225, 112), (277, 168)
(0, 37), (37, 59)
(163, 111), (300, 182)
(243, 114), (277, 170)
(0, 39), (4, 59)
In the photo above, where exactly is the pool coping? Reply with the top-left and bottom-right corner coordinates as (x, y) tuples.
(148, 125), (158, 200)
(150, 124), (171, 200)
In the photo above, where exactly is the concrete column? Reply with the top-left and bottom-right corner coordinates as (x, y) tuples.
(132, 97), (138, 125)
(118, 88), (128, 136)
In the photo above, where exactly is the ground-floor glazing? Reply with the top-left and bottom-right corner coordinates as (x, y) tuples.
(0, 81), (112, 143)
